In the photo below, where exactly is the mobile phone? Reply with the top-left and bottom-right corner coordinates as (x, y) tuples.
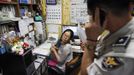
(92, 9), (106, 27)
(99, 9), (106, 27)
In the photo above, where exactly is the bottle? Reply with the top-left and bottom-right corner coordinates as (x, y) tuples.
(0, 41), (6, 55)
(34, 13), (43, 22)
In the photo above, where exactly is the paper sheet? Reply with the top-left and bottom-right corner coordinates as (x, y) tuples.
(70, 1), (89, 23)
(34, 22), (43, 34)
(19, 19), (29, 36)
(47, 24), (60, 33)
(77, 24), (87, 43)
(72, 45), (81, 50)
(33, 48), (51, 56)
(72, 45), (84, 53)
(39, 43), (52, 49)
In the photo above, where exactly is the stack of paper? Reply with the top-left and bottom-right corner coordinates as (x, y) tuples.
(77, 24), (87, 43)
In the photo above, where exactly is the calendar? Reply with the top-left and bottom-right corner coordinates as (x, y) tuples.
(46, 5), (62, 24)
(70, 0), (89, 24)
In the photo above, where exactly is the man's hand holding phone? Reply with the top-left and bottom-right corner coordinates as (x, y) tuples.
(85, 7), (104, 43)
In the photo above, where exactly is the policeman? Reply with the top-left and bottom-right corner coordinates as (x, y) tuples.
(81, 0), (134, 75)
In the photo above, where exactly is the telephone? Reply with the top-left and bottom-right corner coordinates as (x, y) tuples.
(92, 9), (107, 27)
(95, 30), (110, 57)
(99, 9), (107, 27)
(97, 30), (110, 42)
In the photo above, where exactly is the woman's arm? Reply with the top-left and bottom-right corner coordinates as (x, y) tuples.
(51, 45), (61, 61)
(51, 44), (72, 63)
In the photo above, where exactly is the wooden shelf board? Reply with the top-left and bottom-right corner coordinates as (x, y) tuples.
(0, 20), (13, 25)
(0, 1), (17, 4)
(19, 3), (32, 5)
(32, 4), (38, 6)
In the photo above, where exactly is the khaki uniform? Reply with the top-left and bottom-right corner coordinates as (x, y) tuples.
(87, 18), (134, 75)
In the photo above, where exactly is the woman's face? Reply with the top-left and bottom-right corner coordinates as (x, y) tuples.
(61, 31), (71, 44)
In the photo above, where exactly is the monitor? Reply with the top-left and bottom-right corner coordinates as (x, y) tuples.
(62, 25), (79, 39)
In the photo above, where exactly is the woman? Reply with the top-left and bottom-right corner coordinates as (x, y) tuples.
(49, 29), (74, 74)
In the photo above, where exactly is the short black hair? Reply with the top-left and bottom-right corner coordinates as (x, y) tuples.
(87, 0), (130, 16)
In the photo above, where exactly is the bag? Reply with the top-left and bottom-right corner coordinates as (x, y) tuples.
(48, 59), (58, 67)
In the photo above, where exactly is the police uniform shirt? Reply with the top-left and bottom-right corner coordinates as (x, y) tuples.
(87, 18), (134, 75)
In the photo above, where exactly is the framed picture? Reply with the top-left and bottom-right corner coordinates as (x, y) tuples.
(46, 0), (57, 5)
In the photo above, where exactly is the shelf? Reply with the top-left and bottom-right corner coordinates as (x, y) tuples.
(0, 1), (17, 5)
(0, 0), (40, 17)
(19, 3), (38, 6)
(32, 4), (38, 6)
(0, 18), (21, 25)
(0, 20), (13, 25)
(19, 3), (32, 6)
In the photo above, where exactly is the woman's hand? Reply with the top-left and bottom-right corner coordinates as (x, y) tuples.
(51, 45), (58, 52)
(50, 45), (61, 62)
(50, 45), (59, 58)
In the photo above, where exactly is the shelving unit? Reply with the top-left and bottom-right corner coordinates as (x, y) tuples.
(0, 0), (47, 75)
(0, 0), (39, 18)
(0, 0), (42, 41)
(0, 0), (46, 46)
(0, 1), (18, 4)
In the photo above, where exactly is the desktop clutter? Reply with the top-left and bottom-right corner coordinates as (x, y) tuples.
(0, 31), (35, 75)
(0, 29), (32, 55)
(0, 28), (47, 75)
(0, 18), (45, 75)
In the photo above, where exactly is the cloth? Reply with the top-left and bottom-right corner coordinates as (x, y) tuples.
(48, 59), (58, 67)
(49, 43), (73, 72)
(56, 44), (73, 72)
(87, 18), (134, 75)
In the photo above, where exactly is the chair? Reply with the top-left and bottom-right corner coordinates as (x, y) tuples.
(66, 52), (83, 75)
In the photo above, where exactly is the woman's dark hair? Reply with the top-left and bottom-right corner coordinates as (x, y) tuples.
(55, 29), (74, 48)
(60, 29), (74, 41)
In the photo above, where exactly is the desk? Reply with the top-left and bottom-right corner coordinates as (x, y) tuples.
(33, 39), (84, 56)
(72, 45), (84, 53)
(32, 39), (57, 75)
(33, 33), (58, 57)
(32, 40), (52, 57)
(32, 39), (83, 75)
